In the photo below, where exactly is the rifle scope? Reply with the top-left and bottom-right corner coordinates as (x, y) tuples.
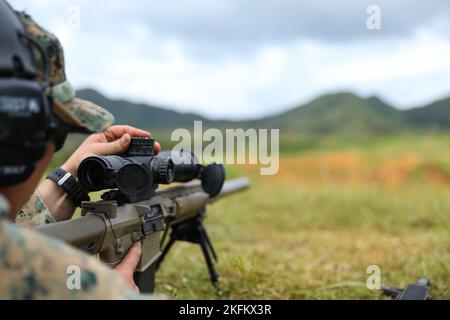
(78, 137), (226, 201)
(78, 138), (174, 198)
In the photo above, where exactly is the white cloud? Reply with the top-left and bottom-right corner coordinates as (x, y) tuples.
(8, 0), (450, 119)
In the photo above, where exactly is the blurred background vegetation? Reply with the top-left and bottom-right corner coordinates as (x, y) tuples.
(50, 89), (450, 299)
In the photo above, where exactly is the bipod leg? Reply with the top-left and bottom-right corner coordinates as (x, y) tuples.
(156, 235), (176, 271)
(197, 222), (219, 285)
(156, 211), (220, 286)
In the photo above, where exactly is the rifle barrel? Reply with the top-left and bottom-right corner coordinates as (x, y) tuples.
(209, 177), (251, 203)
(155, 178), (251, 199)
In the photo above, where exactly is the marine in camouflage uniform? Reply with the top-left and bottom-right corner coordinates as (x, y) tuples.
(0, 195), (144, 299)
(0, 11), (159, 299)
(16, 192), (56, 228)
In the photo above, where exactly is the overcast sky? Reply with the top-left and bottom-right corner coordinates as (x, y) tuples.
(9, 0), (450, 119)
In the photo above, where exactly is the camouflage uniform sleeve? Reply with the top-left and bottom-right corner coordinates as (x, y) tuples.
(15, 191), (56, 227)
(0, 220), (163, 300)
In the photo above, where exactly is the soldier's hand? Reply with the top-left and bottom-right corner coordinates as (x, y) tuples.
(38, 125), (161, 222)
(113, 242), (142, 292)
(62, 125), (161, 176)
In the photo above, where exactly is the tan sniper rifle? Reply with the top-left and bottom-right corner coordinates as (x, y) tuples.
(36, 137), (250, 293)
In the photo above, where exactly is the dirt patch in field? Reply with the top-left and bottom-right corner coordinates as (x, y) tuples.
(242, 152), (450, 187)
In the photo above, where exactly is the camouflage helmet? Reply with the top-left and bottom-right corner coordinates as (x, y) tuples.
(17, 12), (114, 133)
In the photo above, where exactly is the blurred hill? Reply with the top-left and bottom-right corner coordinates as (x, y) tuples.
(245, 93), (407, 135)
(404, 97), (450, 129)
(77, 89), (209, 130)
(77, 89), (450, 136)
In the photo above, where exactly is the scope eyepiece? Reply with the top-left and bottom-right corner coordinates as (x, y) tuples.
(77, 157), (110, 191)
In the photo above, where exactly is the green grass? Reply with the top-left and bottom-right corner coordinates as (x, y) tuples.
(153, 136), (450, 300)
(155, 180), (449, 299)
(51, 133), (450, 299)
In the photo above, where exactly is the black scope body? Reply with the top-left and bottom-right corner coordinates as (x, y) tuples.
(78, 138), (174, 201)
(158, 150), (201, 182)
(78, 137), (226, 202)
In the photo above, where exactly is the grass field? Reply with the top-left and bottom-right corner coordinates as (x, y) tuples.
(53, 133), (450, 299)
(152, 134), (450, 299)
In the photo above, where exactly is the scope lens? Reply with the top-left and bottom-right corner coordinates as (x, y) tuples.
(78, 158), (107, 191)
(117, 163), (152, 196)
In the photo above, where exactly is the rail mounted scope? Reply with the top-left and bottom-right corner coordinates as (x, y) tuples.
(78, 137), (225, 203)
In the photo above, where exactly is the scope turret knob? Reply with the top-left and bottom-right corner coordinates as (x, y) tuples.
(127, 137), (155, 156)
